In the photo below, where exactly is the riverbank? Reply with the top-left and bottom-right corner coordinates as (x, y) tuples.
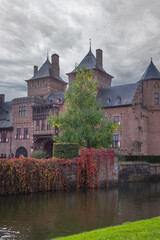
(53, 217), (160, 240)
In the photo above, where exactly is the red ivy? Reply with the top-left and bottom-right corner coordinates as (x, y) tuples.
(0, 148), (115, 195)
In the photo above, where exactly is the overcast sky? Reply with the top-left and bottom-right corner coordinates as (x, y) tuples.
(1, 0), (160, 101)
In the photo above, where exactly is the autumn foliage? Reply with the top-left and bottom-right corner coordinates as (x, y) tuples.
(0, 148), (115, 195)
(76, 148), (115, 188)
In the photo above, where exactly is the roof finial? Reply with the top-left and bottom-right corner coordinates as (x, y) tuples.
(89, 38), (91, 51)
(47, 50), (49, 59)
(151, 57), (152, 62)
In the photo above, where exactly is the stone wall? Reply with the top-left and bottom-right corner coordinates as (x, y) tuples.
(63, 160), (160, 187)
(118, 161), (160, 182)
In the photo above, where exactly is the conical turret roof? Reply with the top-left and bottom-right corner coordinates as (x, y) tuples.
(30, 57), (65, 82)
(141, 59), (160, 80)
(72, 48), (97, 72)
(31, 58), (53, 80)
(70, 47), (107, 74)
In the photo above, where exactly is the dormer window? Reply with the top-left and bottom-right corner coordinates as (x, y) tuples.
(154, 93), (159, 105)
(106, 97), (111, 103)
(117, 96), (121, 103)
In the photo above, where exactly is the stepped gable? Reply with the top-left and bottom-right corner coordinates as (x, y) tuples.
(0, 102), (12, 129)
(97, 83), (138, 108)
(140, 59), (160, 80)
(30, 57), (65, 82)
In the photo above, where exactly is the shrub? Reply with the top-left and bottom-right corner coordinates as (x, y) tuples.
(121, 155), (160, 163)
(0, 157), (71, 195)
(30, 151), (47, 159)
(53, 143), (79, 159)
(117, 154), (126, 162)
(0, 148), (115, 195)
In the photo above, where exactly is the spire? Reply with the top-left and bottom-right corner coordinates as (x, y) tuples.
(47, 50), (49, 60)
(141, 59), (160, 80)
(89, 38), (91, 51)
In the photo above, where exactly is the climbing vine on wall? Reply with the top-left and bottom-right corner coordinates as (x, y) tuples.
(0, 148), (115, 195)
(75, 148), (115, 189)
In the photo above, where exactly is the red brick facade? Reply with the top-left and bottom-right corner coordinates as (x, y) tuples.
(1, 49), (160, 157)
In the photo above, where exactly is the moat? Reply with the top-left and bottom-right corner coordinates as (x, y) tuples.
(0, 182), (160, 240)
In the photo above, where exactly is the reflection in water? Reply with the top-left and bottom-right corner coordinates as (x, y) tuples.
(0, 182), (160, 240)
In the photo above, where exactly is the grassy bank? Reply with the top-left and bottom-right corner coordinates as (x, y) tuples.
(53, 217), (160, 240)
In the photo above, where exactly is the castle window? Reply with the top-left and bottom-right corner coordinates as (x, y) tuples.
(36, 120), (40, 131)
(16, 128), (21, 139)
(1, 133), (6, 143)
(55, 126), (59, 136)
(154, 93), (159, 105)
(41, 119), (45, 130)
(19, 105), (26, 117)
(24, 128), (28, 139)
(114, 116), (119, 124)
(113, 135), (119, 147)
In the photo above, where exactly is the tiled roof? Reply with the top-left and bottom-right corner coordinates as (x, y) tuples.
(45, 92), (65, 105)
(97, 83), (138, 108)
(140, 59), (160, 80)
(0, 102), (12, 129)
(70, 48), (110, 75)
(30, 58), (65, 82)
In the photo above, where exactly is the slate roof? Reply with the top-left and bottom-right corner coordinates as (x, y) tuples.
(0, 102), (12, 129)
(69, 48), (111, 75)
(30, 58), (65, 83)
(140, 59), (160, 80)
(97, 83), (138, 108)
(45, 92), (65, 105)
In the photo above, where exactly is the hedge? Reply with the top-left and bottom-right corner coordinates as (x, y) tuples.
(118, 155), (160, 163)
(0, 158), (72, 195)
(30, 150), (47, 159)
(53, 143), (79, 159)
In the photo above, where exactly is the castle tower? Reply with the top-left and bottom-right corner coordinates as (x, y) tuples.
(66, 45), (113, 91)
(26, 55), (67, 99)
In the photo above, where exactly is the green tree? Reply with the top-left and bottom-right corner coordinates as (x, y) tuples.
(48, 67), (117, 148)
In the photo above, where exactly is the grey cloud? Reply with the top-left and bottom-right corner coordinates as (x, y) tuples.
(1, 0), (160, 101)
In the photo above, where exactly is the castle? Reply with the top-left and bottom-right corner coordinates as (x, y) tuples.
(1, 46), (160, 157)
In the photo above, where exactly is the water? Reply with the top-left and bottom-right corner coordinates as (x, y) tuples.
(0, 182), (160, 240)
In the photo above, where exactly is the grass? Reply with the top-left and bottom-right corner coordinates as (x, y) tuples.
(53, 217), (160, 240)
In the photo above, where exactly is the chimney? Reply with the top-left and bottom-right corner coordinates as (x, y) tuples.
(96, 49), (103, 69)
(0, 94), (5, 103)
(51, 54), (60, 79)
(34, 65), (38, 75)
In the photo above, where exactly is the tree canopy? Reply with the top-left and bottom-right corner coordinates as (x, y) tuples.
(48, 67), (117, 148)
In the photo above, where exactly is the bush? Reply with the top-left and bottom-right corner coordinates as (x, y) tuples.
(53, 143), (79, 159)
(117, 154), (126, 162)
(121, 155), (160, 163)
(30, 151), (47, 159)
(0, 148), (116, 195)
(0, 158), (70, 195)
